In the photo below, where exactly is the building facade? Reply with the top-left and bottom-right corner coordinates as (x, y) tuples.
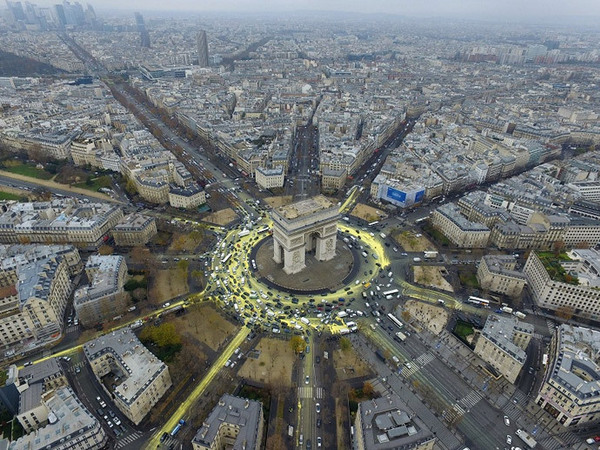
(84, 328), (172, 425)
(474, 314), (533, 383)
(112, 213), (157, 246)
(476, 255), (527, 298)
(191, 394), (263, 450)
(535, 325), (600, 427)
(431, 203), (491, 248)
(255, 166), (285, 190)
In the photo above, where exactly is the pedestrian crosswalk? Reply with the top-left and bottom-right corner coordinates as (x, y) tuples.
(298, 386), (324, 399)
(68, 361), (85, 374)
(401, 364), (419, 378)
(415, 352), (435, 367)
(539, 429), (581, 450)
(116, 431), (142, 449)
(459, 390), (482, 411)
(65, 325), (79, 334)
(298, 386), (312, 398)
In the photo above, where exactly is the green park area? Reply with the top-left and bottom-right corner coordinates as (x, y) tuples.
(3, 163), (53, 180)
(454, 320), (475, 344)
(0, 191), (23, 201)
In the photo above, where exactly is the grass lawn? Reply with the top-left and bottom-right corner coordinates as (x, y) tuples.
(459, 270), (480, 289)
(0, 191), (22, 201)
(454, 320), (474, 341)
(3, 164), (53, 180)
(73, 175), (112, 192)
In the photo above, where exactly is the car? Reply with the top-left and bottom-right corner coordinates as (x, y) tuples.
(317, 436), (322, 447)
(75, 367), (81, 374)
(315, 356), (320, 364)
(316, 403), (321, 413)
(595, 436), (600, 442)
(504, 415), (510, 426)
(96, 396), (101, 403)
(306, 439), (312, 450)
(305, 376), (310, 385)
(506, 435), (512, 445)
(316, 418), (321, 428)
(108, 410), (115, 418)
(100, 401), (106, 408)
(114, 418), (121, 426)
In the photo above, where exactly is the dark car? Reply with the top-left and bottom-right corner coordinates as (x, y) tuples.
(316, 418), (322, 428)
(306, 439), (312, 449)
(315, 356), (320, 363)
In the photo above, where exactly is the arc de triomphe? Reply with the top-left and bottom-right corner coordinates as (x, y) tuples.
(270, 195), (340, 274)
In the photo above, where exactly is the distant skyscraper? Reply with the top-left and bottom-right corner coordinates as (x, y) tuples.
(197, 30), (209, 68)
(134, 12), (150, 48)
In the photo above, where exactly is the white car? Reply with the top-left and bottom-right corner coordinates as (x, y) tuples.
(506, 435), (512, 445)
(504, 415), (510, 426)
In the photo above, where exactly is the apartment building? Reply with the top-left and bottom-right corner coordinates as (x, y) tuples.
(192, 394), (263, 450)
(168, 184), (207, 209)
(474, 314), (533, 383)
(255, 166), (285, 190)
(476, 255), (527, 298)
(431, 203), (490, 248)
(535, 325), (600, 427)
(321, 168), (346, 193)
(524, 250), (600, 321)
(84, 328), (172, 425)
(9, 387), (107, 449)
(9, 358), (68, 433)
(0, 200), (124, 249)
(112, 213), (157, 246)
(354, 394), (436, 450)
(74, 255), (128, 327)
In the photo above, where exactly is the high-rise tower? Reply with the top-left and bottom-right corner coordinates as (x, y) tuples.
(134, 12), (150, 48)
(197, 30), (209, 68)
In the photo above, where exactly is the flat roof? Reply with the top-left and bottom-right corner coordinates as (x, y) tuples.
(274, 195), (334, 220)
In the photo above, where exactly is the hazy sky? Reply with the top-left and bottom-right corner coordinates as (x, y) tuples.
(32, 0), (600, 22)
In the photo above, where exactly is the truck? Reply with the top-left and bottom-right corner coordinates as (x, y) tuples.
(171, 419), (185, 437)
(514, 311), (527, 319)
(423, 251), (438, 259)
(288, 425), (294, 438)
(339, 328), (350, 335)
(515, 429), (537, 448)
(501, 306), (514, 314)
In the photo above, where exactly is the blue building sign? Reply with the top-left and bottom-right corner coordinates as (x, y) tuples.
(386, 187), (406, 204)
(415, 189), (425, 203)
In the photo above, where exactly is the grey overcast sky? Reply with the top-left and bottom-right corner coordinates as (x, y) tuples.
(28, 0), (600, 23)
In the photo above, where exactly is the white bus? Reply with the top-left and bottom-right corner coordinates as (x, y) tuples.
(387, 313), (403, 329)
(383, 289), (399, 297)
(222, 253), (232, 264)
(467, 296), (490, 307)
(257, 226), (270, 234)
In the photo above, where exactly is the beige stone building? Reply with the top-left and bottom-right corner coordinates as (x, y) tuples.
(535, 325), (600, 427)
(321, 168), (346, 193)
(476, 255), (527, 298)
(474, 314), (533, 383)
(74, 255), (128, 327)
(0, 200), (124, 249)
(271, 195), (340, 274)
(192, 394), (264, 450)
(84, 328), (172, 425)
(354, 394), (436, 450)
(168, 184), (207, 209)
(10, 387), (107, 449)
(431, 203), (490, 248)
(524, 250), (600, 321)
(112, 213), (157, 246)
(255, 166), (285, 190)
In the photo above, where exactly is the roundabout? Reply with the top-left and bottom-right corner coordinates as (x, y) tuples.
(205, 209), (392, 336)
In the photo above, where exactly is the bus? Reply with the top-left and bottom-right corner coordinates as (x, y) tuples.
(171, 419), (185, 436)
(238, 229), (250, 237)
(222, 253), (232, 264)
(368, 221), (379, 226)
(257, 226), (270, 234)
(467, 296), (490, 307)
(395, 331), (407, 342)
(415, 216), (429, 224)
(383, 289), (399, 297)
(387, 313), (403, 329)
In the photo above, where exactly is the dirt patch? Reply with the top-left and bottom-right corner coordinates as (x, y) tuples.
(333, 346), (373, 380)
(392, 230), (435, 252)
(349, 203), (387, 222)
(0, 170), (117, 202)
(263, 196), (293, 208)
(238, 338), (295, 387)
(168, 232), (202, 253)
(413, 266), (454, 292)
(149, 268), (188, 304)
(204, 208), (237, 226)
(172, 303), (237, 351)
(401, 300), (449, 336)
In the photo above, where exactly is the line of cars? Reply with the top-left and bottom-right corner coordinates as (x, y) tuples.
(95, 396), (125, 437)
